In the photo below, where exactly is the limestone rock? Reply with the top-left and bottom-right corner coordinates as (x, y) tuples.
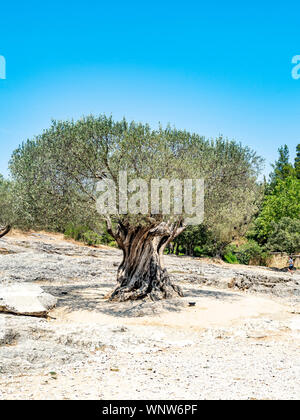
(0, 284), (57, 316)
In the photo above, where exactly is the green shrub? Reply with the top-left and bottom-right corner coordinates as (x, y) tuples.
(172, 225), (229, 257)
(193, 246), (202, 257)
(223, 240), (268, 266)
(64, 223), (116, 247)
(108, 240), (118, 248)
(223, 252), (239, 264)
(236, 240), (268, 265)
(266, 217), (300, 254)
(64, 223), (90, 242)
(82, 230), (102, 246)
(99, 230), (115, 245)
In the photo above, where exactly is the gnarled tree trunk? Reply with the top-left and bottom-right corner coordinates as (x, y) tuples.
(108, 221), (186, 302)
(0, 225), (11, 238)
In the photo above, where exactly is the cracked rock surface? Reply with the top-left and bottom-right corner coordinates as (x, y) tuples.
(0, 231), (299, 400)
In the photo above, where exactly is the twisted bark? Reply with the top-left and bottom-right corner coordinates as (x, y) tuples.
(108, 221), (186, 302)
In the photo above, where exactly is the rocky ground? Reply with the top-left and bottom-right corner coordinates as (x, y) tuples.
(0, 231), (299, 400)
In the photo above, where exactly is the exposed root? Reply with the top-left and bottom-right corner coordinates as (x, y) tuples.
(109, 278), (183, 302)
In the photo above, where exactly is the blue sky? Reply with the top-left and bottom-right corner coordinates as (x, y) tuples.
(0, 1), (299, 178)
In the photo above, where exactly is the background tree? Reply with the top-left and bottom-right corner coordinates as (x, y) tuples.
(250, 176), (300, 243)
(295, 143), (300, 179)
(266, 217), (300, 254)
(269, 145), (295, 190)
(170, 224), (237, 258)
(171, 225), (214, 256)
(0, 174), (12, 237)
(10, 115), (263, 301)
(10, 139), (102, 232)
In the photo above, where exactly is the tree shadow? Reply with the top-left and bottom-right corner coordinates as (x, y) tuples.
(43, 283), (113, 311)
(43, 282), (186, 318)
(42, 282), (241, 319)
(182, 287), (242, 301)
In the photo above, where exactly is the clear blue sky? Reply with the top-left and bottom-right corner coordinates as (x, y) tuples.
(0, 1), (299, 178)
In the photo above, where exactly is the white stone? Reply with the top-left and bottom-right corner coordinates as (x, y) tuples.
(0, 284), (57, 316)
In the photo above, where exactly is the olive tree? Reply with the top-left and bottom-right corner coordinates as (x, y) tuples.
(0, 225), (10, 238)
(10, 115), (263, 301)
(0, 174), (12, 238)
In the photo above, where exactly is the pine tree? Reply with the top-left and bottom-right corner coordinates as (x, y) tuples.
(269, 145), (295, 187)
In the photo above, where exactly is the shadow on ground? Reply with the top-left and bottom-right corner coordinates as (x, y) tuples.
(43, 282), (241, 318)
(184, 287), (241, 301)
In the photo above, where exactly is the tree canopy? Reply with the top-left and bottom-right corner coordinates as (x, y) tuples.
(9, 115), (263, 300)
(10, 115), (263, 237)
(0, 174), (12, 227)
(251, 176), (300, 242)
(269, 144), (295, 188)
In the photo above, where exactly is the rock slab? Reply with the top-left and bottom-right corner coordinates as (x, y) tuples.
(0, 284), (57, 316)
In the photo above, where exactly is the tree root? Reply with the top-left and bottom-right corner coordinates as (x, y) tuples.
(109, 280), (183, 302)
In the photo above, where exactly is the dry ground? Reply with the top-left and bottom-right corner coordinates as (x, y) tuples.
(0, 231), (299, 400)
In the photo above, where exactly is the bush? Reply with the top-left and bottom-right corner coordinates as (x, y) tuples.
(223, 252), (239, 264)
(0, 175), (13, 226)
(193, 246), (202, 257)
(99, 230), (116, 245)
(266, 217), (300, 254)
(64, 224), (89, 242)
(64, 223), (116, 247)
(223, 241), (268, 266)
(250, 176), (300, 243)
(236, 241), (262, 265)
(82, 231), (102, 246)
(172, 225), (232, 257)
(108, 240), (118, 248)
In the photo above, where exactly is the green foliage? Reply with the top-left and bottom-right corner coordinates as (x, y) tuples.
(247, 144), (300, 256)
(223, 241), (268, 265)
(108, 240), (118, 248)
(250, 176), (300, 243)
(9, 115), (263, 249)
(223, 251), (239, 264)
(266, 217), (300, 254)
(82, 231), (103, 246)
(236, 240), (268, 265)
(9, 136), (100, 231)
(295, 143), (300, 179)
(99, 230), (117, 245)
(172, 225), (214, 256)
(0, 175), (13, 226)
(244, 144), (300, 258)
(193, 246), (202, 257)
(172, 225), (233, 257)
(269, 145), (295, 189)
(64, 223), (115, 247)
(64, 223), (90, 242)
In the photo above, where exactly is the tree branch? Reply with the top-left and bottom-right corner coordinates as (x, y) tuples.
(0, 225), (11, 238)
